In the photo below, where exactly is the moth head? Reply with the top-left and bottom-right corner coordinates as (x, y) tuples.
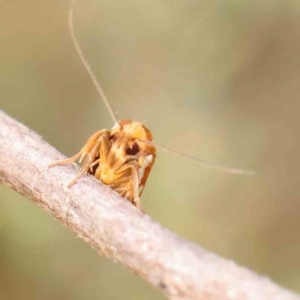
(109, 119), (156, 160)
(116, 120), (153, 141)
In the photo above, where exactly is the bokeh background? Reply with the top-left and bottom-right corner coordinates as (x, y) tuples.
(1, 0), (300, 299)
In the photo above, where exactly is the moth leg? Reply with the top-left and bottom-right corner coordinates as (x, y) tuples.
(49, 130), (108, 187)
(94, 134), (110, 179)
(48, 152), (82, 167)
(65, 164), (90, 187)
(49, 151), (94, 188)
(80, 130), (108, 158)
(65, 136), (106, 187)
(115, 161), (141, 209)
(49, 130), (106, 167)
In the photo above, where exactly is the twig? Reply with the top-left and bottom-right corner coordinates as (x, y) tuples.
(0, 110), (298, 300)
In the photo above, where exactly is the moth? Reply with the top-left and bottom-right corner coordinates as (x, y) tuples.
(49, 1), (253, 211)
(49, 2), (157, 210)
(49, 120), (155, 210)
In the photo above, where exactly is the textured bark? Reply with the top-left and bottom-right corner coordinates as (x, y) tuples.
(0, 110), (299, 300)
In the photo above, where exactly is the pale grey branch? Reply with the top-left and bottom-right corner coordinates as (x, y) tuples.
(0, 110), (299, 300)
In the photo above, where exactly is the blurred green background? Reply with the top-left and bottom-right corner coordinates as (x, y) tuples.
(1, 0), (300, 299)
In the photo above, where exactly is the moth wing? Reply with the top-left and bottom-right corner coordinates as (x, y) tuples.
(138, 154), (156, 196)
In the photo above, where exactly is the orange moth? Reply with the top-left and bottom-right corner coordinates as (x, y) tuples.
(49, 1), (253, 211)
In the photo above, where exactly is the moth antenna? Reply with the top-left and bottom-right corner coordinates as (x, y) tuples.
(141, 141), (255, 175)
(158, 144), (255, 175)
(68, 0), (118, 124)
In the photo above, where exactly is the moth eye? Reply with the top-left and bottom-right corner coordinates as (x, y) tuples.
(126, 143), (140, 155)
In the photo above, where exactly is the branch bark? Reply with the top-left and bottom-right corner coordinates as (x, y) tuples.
(0, 110), (299, 300)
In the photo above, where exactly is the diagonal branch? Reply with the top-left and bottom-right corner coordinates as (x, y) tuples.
(0, 110), (299, 300)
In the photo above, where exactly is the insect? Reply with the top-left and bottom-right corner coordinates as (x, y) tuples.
(49, 1), (157, 210)
(49, 120), (156, 210)
(49, 0), (253, 211)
